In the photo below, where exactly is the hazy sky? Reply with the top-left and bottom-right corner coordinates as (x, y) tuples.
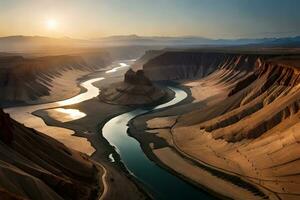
(0, 0), (299, 39)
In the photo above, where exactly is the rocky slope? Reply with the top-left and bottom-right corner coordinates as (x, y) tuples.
(99, 69), (166, 106)
(0, 109), (102, 200)
(136, 51), (300, 199)
(0, 53), (111, 106)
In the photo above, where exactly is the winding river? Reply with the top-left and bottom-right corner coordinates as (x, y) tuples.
(102, 87), (213, 199)
(5, 60), (214, 199)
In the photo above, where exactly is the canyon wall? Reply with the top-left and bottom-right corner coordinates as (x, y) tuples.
(132, 50), (165, 71)
(0, 53), (111, 106)
(143, 51), (274, 81)
(0, 109), (101, 200)
(141, 51), (300, 199)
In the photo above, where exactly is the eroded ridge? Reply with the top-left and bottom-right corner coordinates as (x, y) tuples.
(142, 52), (300, 200)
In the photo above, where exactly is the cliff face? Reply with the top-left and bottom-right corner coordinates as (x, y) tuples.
(207, 61), (300, 142)
(132, 50), (165, 71)
(141, 51), (300, 199)
(0, 109), (100, 200)
(143, 51), (274, 81)
(177, 56), (300, 142)
(0, 53), (111, 105)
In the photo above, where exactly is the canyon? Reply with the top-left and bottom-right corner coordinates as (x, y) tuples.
(1, 1), (300, 199)
(1, 44), (300, 200)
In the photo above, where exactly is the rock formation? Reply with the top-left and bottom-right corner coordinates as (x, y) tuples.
(124, 69), (152, 85)
(99, 69), (166, 106)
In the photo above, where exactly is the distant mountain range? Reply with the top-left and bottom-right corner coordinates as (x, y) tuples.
(93, 34), (300, 47)
(0, 35), (300, 52)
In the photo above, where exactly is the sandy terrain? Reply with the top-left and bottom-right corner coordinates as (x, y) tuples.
(45, 108), (87, 122)
(146, 116), (177, 129)
(37, 69), (90, 103)
(153, 147), (266, 200)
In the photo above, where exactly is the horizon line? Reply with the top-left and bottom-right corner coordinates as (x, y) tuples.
(0, 34), (300, 41)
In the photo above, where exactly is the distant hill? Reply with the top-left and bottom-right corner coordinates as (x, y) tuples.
(0, 35), (300, 52)
(93, 35), (300, 47)
(259, 36), (300, 47)
(93, 35), (214, 46)
(0, 35), (88, 52)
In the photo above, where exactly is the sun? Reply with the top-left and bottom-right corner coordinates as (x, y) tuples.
(46, 19), (58, 30)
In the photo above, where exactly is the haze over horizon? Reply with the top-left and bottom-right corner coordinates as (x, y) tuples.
(0, 0), (299, 40)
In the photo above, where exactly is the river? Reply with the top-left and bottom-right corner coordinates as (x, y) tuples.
(102, 86), (214, 199)
(4, 60), (214, 199)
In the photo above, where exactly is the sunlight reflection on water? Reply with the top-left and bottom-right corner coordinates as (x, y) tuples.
(57, 77), (105, 106)
(105, 62), (129, 73)
(46, 108), (86, 122)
